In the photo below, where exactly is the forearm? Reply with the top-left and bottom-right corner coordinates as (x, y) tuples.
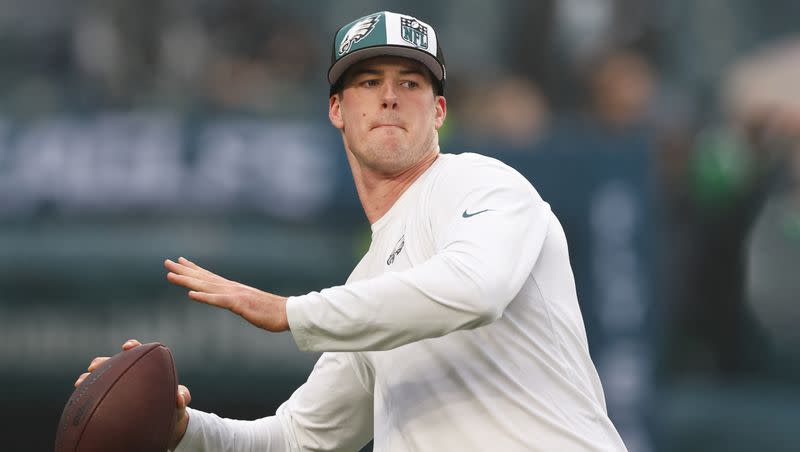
(173, 408), (289, 452)
(174, 353), (374, 452)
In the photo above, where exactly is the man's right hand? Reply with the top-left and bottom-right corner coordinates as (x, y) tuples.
(74, 339), (191, 451)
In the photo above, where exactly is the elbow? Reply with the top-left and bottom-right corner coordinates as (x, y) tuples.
(450, 268), (508, 328)
(474, 271), (515, 325)
(462, 284), (505, 327)
(443, 285), (503, 329)
(472, 298), (503, 326)
(441, 255), (512, 328)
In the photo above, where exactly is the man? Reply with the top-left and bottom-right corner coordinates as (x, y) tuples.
(77, 11), (627, 451)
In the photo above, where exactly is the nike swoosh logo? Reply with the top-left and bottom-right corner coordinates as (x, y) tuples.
(462, 209), (492, 218)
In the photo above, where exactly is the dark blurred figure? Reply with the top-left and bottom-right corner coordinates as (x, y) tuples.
(544, 48), (667, 158)
(69, 0), (320, 114)
(506, 0), (664, 110)
(586, 50), (656, 130)
(72, 0), (167, 108)
(732, 38), (800, 381)
(747, 140), (800, 378)
(201, 1), (319, 114)
(664, 122), (770, 379)
(663, 38), (800, 381)
(457, 75), (551, 150)
(653, 38), (800, 452)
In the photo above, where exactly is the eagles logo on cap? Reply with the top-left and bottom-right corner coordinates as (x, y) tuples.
(338, 14), (381, 56)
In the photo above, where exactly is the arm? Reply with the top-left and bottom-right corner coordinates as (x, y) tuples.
(288, 162), (550, 351)
(163, 160), (549, 352)
(175, 352), (374, 452)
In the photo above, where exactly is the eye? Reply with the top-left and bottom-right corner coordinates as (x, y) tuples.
(401, 80), (419, 89)
(361, 79), (380, 88)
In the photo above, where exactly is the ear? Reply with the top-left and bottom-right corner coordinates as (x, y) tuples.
(434, 95), (447, 130)
(329, 94), (344, 130)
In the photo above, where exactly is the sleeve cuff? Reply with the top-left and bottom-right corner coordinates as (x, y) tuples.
(171, 407), (204, 452)
(286, 295), (313, 351)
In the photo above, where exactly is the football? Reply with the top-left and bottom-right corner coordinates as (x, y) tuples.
(55, 342), (178, 452)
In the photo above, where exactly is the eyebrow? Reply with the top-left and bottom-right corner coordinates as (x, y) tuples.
(399, 68), (426, 77)
(349, 67), (427, 78)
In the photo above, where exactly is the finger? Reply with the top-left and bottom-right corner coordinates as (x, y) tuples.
(178, 257), (229, 283)
(166, 261), (226, 287)
(188, 290), (235, 310)
(177, 385), (191, 407)
(88, 357), (109, 372)
(122, 339), (142, 351)
(75, 372), (90, 387)
(167, 272), (220, 293)
(165, 258), (226, 285)
(164, 259), (207, 280)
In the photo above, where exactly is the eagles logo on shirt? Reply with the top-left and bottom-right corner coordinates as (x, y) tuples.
(338, 14), (381, 56)
(386, 234), (405, 266)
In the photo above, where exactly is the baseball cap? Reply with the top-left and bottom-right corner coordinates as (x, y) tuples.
(328, 11), (446, 95)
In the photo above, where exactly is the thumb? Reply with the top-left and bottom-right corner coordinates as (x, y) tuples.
(170, 385), (192, 451)
(177, 385), (191, 408)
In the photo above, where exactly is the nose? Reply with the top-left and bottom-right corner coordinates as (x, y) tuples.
(381, 83), (398, 110)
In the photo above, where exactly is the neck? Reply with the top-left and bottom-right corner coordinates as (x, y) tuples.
(347, 148), (440, 224)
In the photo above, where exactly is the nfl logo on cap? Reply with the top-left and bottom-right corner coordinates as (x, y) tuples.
(401, 18), (428, 49)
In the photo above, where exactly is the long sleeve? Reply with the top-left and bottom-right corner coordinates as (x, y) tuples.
(287, 158), (550, 352)
(173, 409), (287, 452)
(173, 352), (374, 451)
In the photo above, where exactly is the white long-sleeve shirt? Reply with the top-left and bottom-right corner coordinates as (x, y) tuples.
(175, 152), (628, 452)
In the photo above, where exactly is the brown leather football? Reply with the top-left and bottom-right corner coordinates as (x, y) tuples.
(55, 342), (178, 452)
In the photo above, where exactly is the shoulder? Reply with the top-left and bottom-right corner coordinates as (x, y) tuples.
(438, 152), (518, 174)
(421, 153), (552, 244)
(429, 152), (539, 199)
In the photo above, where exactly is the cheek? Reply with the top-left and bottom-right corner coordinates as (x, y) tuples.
(343, 103), (368, 120)
(340, 107), (367, 130)
(415, 103), (438, 130)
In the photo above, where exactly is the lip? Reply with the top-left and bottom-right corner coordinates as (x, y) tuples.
(371, 124), (405, 131)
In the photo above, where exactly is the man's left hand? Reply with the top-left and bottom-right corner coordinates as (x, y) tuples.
(165, 257), (289, 332)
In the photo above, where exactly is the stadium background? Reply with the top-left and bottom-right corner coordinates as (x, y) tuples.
(1, 0), (799, 450)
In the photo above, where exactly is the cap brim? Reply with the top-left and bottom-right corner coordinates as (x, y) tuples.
(328, 45), (444, 86)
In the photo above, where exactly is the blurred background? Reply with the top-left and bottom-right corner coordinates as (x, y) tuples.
(1, 0), (799, 450)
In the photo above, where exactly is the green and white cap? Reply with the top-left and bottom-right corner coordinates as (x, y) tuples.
(329, 11), (446, 95)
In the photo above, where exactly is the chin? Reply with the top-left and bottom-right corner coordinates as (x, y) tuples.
(367, 151), (412, 173)
(366, 139), (404, 157)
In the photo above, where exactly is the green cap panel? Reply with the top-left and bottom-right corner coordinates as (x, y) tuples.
(335, 13), (386, 59)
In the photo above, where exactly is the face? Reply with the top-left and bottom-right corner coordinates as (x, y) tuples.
(329, 56), (446, 175)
